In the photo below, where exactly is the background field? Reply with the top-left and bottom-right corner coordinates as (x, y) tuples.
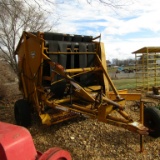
(108, 67), (137, 90)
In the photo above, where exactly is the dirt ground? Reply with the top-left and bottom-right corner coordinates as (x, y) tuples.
(0, 60), (160, 160)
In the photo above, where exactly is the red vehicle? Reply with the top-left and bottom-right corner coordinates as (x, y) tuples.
(0, 122), (72, 160)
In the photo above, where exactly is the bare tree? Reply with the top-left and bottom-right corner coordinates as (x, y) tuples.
(13, 0), (133, 13)
(0, 0), (133, 74)
(0, 0), (56, 74)
(86, 0), (126, 7)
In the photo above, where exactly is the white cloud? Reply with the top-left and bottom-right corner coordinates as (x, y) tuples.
(53, 0), (160, 61)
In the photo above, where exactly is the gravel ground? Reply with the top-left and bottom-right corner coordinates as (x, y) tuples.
(0, 61), (160, 160)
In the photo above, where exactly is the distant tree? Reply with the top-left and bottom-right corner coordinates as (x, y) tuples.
(0, 0), (57, 74)
(106, 60), (111, 67)
(112, 58), (135, 66)
(112, 58), (119, 66)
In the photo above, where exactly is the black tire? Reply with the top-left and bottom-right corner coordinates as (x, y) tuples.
(144, 107), (160, 138)
(14, 99), (31, 127)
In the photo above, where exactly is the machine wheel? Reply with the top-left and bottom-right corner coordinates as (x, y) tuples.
(144, 107), (160, 138)
(39, 147), (72, 160)
(14, 99), (31, 127)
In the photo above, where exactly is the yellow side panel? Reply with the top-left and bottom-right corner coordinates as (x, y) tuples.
(26, 37), (42, 76)
(108, 93), (142, 101)
(99, 42), (109, 94)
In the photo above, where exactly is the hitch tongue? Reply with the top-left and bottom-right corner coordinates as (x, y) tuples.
(127, 122), (149, 135)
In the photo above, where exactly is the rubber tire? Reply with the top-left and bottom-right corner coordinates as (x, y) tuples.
(144, 107), (160, 138)
(14, 99), (31, 127)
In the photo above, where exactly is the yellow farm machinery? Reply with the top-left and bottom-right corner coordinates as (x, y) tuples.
(14, 31), (160, 148)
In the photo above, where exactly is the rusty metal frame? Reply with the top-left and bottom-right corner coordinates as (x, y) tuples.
(15, 32), (148, 151)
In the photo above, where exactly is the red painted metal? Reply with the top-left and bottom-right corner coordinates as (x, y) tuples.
(0, 122), (72, 160)
(39, 147), (72, 160)
(0, 122), (37, 160)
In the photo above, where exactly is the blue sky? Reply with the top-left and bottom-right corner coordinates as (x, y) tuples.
(53, 0), (160, 61)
